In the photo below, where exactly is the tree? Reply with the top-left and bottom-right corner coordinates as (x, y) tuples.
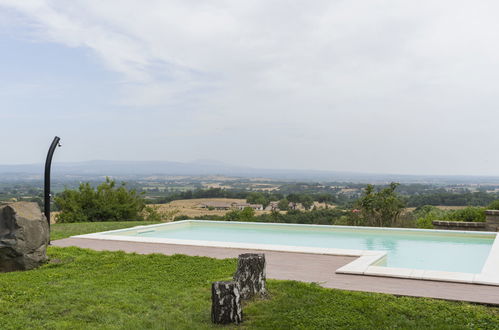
(239, 207), (255, 221)
(412, 205), (444, 229)
(286, 193), (301, 203)
(246, 192), (269, 208)
(354, 183), (405, 227)
(143, 205), (179, 222)
(269, 210), (284, 222)
(223, 209), (240, 221)
(300, 195), (314, 210)
(277, 199), (289, 211)
(445, 207), (486, 222)
(488, 200), (499, 210)
(55, 178), (145, 223)
(224, 207), (255, 222)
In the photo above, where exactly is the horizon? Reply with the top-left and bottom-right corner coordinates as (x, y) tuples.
(2, 158), (499, 179)
(2, 2), (499, 176)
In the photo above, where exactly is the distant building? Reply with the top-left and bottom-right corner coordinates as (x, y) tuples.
(233, 203), (263, 211)
(265, 201), (279, 211)
(197, 201), (233, 210)
(291, 202), (310, 210)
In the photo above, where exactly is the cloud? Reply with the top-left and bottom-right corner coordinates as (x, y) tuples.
(2, 0), (499, 174)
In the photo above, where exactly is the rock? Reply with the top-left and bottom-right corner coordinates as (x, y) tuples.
(211, 281), (242, 324)
(0, 202), (49, 272)
(233, 253), (267, 300)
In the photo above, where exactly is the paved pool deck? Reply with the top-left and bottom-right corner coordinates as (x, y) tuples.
(53, 237), (499, 305)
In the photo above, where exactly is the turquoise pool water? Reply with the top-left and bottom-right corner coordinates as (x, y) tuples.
(106, 221), (496, 273)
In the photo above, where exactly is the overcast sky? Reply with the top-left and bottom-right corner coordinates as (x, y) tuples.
(1, 1), (499, 175)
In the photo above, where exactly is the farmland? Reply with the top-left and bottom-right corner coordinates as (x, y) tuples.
(151, 198), (271, 218)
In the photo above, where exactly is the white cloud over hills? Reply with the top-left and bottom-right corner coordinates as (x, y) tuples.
(1, 0), (499, 175)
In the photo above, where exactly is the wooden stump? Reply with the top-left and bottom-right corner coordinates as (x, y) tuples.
(211, 281), (242, 324)
(233, 253), (267, 300)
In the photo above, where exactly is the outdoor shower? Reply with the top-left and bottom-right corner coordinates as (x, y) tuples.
(44, 136), (61, 229)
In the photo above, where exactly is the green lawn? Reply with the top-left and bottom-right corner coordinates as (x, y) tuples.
(50, 221), (161, 240)
(0, 222), (496, 329)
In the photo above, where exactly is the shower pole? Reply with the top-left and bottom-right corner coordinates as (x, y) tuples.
(44, 136), (61, 232)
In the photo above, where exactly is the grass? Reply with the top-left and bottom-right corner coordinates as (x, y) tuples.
(0, 247), (233, 329)
(50, 221), (161, 240)
(0, 247), (497, 329)
(0, 221), (496, 329)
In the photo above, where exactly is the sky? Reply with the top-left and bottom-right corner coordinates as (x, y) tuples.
(1, 1), (499, 176)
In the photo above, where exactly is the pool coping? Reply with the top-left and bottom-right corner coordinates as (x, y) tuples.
(73, 220), (499, 286)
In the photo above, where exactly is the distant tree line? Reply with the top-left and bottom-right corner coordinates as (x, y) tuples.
(176, 208), (347, 226)
(406, 191), (499, 207)
(148, 188), (341, 209)
(53, 178), (499, 228)
(177, 184), (499, 228)
(149, 188), (248, 203)
(147, 186), (499, 210)
(177, 183), (407, 226)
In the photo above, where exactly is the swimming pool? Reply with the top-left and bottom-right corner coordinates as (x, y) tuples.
(75, 220), (499, 285)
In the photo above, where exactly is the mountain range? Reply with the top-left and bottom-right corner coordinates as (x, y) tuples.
(1, 160), (499, 184)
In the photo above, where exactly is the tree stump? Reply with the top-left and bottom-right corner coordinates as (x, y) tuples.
(233, 253), (267, 300)
(211, 281), (242, 324)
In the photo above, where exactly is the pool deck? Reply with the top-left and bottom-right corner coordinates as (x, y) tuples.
(53, 237), (499, 305)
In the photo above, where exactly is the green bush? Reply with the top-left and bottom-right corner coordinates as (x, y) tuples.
(487, 200), (499, 210)
(277, 199), (289, 211)
(246, 192), (269, 208)
(224, 207), (255, 221)
(412, 205), (485, 227)
(143, 205), (179, 222)
(412, 205), (445, 219)
(354, 183), (406, 227)
(55, 178), (145, 223)
(413, 205), (443, 228)
(416, 216), (434, 229)
(444, 207), (486, 222)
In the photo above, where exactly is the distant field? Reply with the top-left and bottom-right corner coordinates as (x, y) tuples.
(51, 198), (268, 223)
(161, 201), (467, 219)
(51, 202), (470, 224)
(153, 198), (271, 218)
(50, 212), (60, 224)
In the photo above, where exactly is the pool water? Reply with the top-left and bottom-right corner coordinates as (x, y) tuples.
(106, 221), (496, 274)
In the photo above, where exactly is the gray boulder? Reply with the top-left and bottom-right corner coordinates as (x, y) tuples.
(0, 202), (49, 272)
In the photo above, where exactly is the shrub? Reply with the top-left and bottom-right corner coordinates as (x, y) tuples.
(246, 192), (269, 208)
(174, 215), (190, 221)
(277, 199), (289, 211)
(224, 207), (255, 221)
(444, 207), (486, 222)
(411, 205), (486, 226)
(258, 208), (345, 225)
(487, 200), (499, 210)
(416, 216), (434, 229)
(412, 205), (445, 220)
(55, 178), (145, 223)
(354, 183), (406, 227)
(143, 205), (179, 222)
(412, 205), (442, 228)
(333, 215), (350, 226)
